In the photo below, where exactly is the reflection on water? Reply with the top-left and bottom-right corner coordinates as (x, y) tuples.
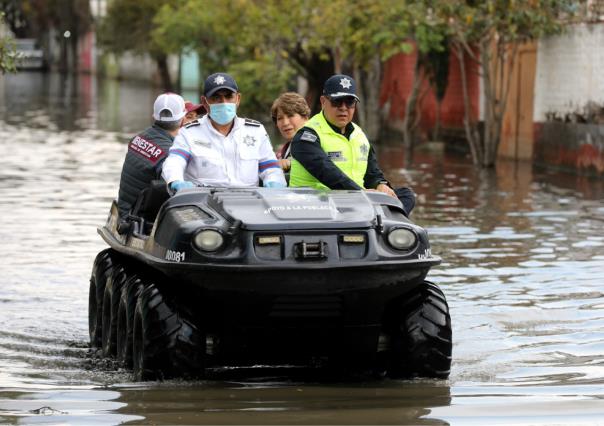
(114, 380), (451, 425)
(0, 71), (156, 134)
(0, 72), (603, 424)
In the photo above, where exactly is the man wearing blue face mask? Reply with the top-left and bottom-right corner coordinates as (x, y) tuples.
(162, 72), (286, 192)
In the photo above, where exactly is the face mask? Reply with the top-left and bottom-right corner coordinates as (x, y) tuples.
(209, 103), (237, 125)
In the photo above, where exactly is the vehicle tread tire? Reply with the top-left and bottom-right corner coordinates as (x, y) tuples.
(89, 249), (117, 348)
(102, 264), (128, 357)
(386, 281), (452, 379)
(132, 283), (204, 381)
(116, 273), (144, 367)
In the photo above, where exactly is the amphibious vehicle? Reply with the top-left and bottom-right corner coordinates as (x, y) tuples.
(89, 184), (452, 380)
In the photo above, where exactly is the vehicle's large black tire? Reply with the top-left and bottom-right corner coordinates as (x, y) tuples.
(102, 264), (129, 357)
(385, 281), (452, 379)
(116, 273), (145, 367)
(132, 283), (204, 381)
(89, 249), (117, 348)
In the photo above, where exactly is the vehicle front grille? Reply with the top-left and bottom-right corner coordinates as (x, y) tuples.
(269, 295), (343, 318)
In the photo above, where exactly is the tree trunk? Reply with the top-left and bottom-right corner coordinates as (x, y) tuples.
(70, 35), (79, 72)
(156, 55), (173, 92)
(426, 46), (450, 141)
(454, 43), (482, 166)
(401, 56), (424, 167)
(59, 36), (68, 73)
(482, 41), (518, 167)
(481, 42), (498, 168)
(454, 35), (519, 169)
(290, 47), (334, 112)
(306, 57), (334, 112)
(353, 55), (382, 142)
(333, 43), (342, 74)
(432, 101), (441, 141)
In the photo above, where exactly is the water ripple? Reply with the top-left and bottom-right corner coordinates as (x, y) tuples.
(0, 71), (603, 424)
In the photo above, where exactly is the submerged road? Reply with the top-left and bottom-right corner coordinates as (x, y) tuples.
(0, 71), (603, 425)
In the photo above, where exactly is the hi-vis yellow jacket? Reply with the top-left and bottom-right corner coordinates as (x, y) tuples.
(289, 112), (370, 190)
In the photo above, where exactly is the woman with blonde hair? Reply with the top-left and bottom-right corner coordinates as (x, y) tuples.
(271, 92), (311, 171)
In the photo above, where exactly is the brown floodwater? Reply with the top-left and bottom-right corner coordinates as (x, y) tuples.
(0, 71), (603, 425)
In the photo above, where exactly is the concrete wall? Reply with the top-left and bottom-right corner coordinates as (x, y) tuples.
(534, 24), (604, 121)
(534, 122), (604, 175)
(533, 23), (604, 176)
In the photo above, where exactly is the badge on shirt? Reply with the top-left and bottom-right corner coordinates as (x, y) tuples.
(244, 118), (261, 127)
(359, 143), (369, 160)
(300, 131), (318, 143)
(327, 151), (346, 162)
(128, 135), (164, 164)
(193, 139), (211, 148)
(243, 135), (257, 147)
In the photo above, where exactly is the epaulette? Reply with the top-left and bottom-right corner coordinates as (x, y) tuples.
(185, 120), (201, 128)
(244, 118), (261, 127)
(300, 129), (318, 143)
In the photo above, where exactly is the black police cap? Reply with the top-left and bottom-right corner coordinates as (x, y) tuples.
(204, 73), (239, 97)
(323, 74), (359, 101)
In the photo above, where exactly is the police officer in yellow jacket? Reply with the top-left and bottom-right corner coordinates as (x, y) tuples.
(290, 74), (415, 216)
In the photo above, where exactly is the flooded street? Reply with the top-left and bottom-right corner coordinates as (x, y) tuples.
(0, 72), (603, 425)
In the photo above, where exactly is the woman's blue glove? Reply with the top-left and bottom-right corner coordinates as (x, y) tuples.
(170, 180), (195, 192)
(264, 181), (286, 189)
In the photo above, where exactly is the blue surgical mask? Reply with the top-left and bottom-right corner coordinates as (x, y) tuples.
(209, 103), (237, 125)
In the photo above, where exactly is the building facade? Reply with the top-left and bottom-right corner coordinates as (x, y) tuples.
(380, 22), (604, 176)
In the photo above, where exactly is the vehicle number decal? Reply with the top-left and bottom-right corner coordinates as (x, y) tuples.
(166, 250), (186, 262)
(417, 248), (432, 260)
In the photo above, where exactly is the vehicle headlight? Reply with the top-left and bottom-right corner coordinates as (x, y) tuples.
(387, 228), (417, 250)
(193, 229), (224, 252)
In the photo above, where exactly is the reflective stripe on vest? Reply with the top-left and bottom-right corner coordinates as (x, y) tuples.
(290, 112), (370, 190)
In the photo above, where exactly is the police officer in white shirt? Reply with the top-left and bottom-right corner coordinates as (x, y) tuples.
(162, 73), (286, 192)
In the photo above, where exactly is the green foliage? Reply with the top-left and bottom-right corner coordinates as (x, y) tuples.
(152, 0), (315, 112)
(153, 0), (250, 71)
(229, 54), (296, 118)
(98, 0), (177, 58)
(449, 0), (583, 48)
(0, 12), (18, 73)
(348, 1), (451, 63)
(98, 0), (581, 162)
(13, 0), (92, 41)
(150, 0), (453, 109)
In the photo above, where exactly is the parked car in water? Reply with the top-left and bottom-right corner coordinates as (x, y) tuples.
(15, 38), (46, 70)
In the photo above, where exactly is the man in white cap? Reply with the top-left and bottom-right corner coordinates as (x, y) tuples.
(117, 92), (186, 220)
(162, 72), (286, 192)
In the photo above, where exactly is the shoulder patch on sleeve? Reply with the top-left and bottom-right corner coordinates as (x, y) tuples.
(244, 118), (261, 127)
(185, 120), (200, 128)
(300, 130), (318, 143)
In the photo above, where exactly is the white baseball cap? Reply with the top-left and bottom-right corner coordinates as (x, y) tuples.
(153, 93), (186, 122)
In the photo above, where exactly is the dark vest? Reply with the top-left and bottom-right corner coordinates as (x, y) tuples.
(117, 124), (174, 219)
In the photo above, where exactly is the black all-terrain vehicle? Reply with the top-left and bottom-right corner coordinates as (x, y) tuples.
(89, 184), (452, 380)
